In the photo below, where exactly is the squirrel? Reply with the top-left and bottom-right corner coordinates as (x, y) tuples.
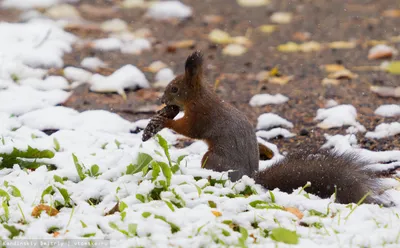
(143, 51), (396, 205)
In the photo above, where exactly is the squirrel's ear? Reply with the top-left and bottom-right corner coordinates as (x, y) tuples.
(185, 50), (203, 84)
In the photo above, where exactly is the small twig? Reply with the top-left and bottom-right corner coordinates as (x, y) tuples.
(34, 29), (52, 49)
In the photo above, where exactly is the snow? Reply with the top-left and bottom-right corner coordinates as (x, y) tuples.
(89, 65), (149, 95)
(0, 21), (76, 68)
(154, 68), (175, 87)
(63, 66), (93, 83)
(256, 113), (294, 130)
(0, 85), (71, 115)
(120, 38), (151, 54)
(81, 57), (106, 71)
(256, 128), (295, 140)
(366, 122), (400, 139)
(92, 37), (151, 54)
(249, 93), (289, 107)
(375, 104), (400, 117)
(146, 1), (193, 20)
(19, 76), (70, 90)
(92, 38), (123, 51)
(315, 104), (366, 132)
(2, 0), (60, 9)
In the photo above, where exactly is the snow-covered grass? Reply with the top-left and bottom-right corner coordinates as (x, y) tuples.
(1, 3), (400, 247)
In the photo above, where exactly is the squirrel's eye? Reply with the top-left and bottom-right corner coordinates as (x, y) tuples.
(171, 86), (178, 93)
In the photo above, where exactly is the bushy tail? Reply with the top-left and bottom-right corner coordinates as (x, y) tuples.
(254, 149), (391, 205)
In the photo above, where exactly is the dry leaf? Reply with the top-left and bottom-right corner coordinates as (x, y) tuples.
(382, 9), (400, 18)
(145, 61), (167, 73)
(231, 36), (252, 47)
(322, 78), (340, 85)
(258, 25), (277, 34)
(167, 40), (196, 52)
(53, 232), (60, 237)
(386, 61), (400, 75)
(269, 75), (293, 85)
(208, 29), (232, 44)
(328, 41), (357, 49)
(203, 15), (223, 24)
(293, 31), (311, 41)
(256, 71), (270, 81)
(284, 207), (304, 219)
(46, 4), (81, 20)
(321, 64), (346, 72)
(212, 210), (222, 217)
(277, 42), (299, 52)
(222, 44), (247, 56)
(327, 69), (358, 79)
(270, 12), (293, 24)
(365, 40), (388, 46)
(237, 0), (270, 7)
(32, 204), (59, 217)
(101, 18), (128, 32)
(79, 4), (116, 19)
(64, 23), (103, 35)
(370, 86), (400, 98)
(299, 41), (322, 52)
(368, 44), (398, 60)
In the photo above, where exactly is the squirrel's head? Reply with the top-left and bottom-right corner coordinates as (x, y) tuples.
(161, 50), (203, 108)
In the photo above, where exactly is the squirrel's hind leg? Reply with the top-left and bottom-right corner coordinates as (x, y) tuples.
(201, 151), (242, 181)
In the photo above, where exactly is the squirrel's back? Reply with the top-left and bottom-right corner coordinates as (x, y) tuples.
(254, 149), (388, 204)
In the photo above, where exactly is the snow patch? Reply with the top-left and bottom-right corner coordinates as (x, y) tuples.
(146, 1), (192, 20)
(249, 93), (289, 107)
(375, 104), (400, 117)
(256, 113), (293, 130)
(366, 122), (400, 139)
(315, 104), (366, 132)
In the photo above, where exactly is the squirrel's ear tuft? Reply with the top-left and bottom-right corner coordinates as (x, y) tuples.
(185, 50), (203, 83)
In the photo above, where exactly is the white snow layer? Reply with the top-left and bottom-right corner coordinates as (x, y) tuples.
(375, 104), (400, 117)
(249, 93), (289, 107)
(89, 65), (149, 94)
(315, 104), (366, 132)
(366, 122), (400, 139)
(256, 113), (294, 130)
(146, 1), (193, 20)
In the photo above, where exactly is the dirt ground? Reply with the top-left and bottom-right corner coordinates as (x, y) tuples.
(2, 0), (400, 153)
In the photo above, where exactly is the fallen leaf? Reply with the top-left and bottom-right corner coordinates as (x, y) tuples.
(368, 44), (398, 60)
(212, 210), (222, 217)
(270, 12), (293, 24)
(237, 0), (270, 7)
(79, 4), (116, 19)
(133, 28), (152, 38)
(269, 67), (280, 77)
(222, 44), (247, 56)
(53, 232), (60, 237)
(382, 9), (400, 18)
(167, 40), (196, 52)
(292, 31), (311, 41)
(231, 36), (252, 47)
(203, 15), (223, 24)
(208, 29), (232, 44)
(370, 86), (400, 98)
(145, 61), (168, 73)
(364, 40), (388, 46)
(321, 64), (346, 72)
(328, 41), (357, 49)
(386, 61), (400, 75)
(299, 41), (322, 52)
(101, 18), (128, 32)
(64, 23), (103, 36)
(256, 71), (270, 81)
(269, 75), (293, 85)
(284, 207), (304, 219)
(45, 4), (81, 20)
(32, 204), (59, 218)
(258, 25), (277, 34)
(277, 42), (299, 52)
(327, 69), (358, 80)
(322, 78), (340, 85)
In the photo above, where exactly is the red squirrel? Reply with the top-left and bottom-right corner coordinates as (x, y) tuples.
(143, 51), (394, 205)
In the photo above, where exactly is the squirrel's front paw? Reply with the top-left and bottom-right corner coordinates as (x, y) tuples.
(142, 115), (168, 142)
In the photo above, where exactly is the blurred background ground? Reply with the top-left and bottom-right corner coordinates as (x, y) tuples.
(2, 0), (399, 153)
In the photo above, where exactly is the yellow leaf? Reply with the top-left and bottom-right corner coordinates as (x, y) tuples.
(258, 25), (277, 34)
(284, 207), (304, 219)
(232, 36), (252, 46)
(269, 75), (293, 85)
(269, 67), (280, 76)
(321, 64), (346, 72)
(328, 41), (356, 49)
(327, 69), (358, 79)
(299, 41), (322, 52)
(277, 42), (299, 52)
(322, 78), (340, 86)
(212, 210), (222, 217)
(209, 29), (232, 44)
(270, 12), (293, 24)
(222, 44), (247, 56)
(237, 0), (270, 7)
(386, 61), (400, 75)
